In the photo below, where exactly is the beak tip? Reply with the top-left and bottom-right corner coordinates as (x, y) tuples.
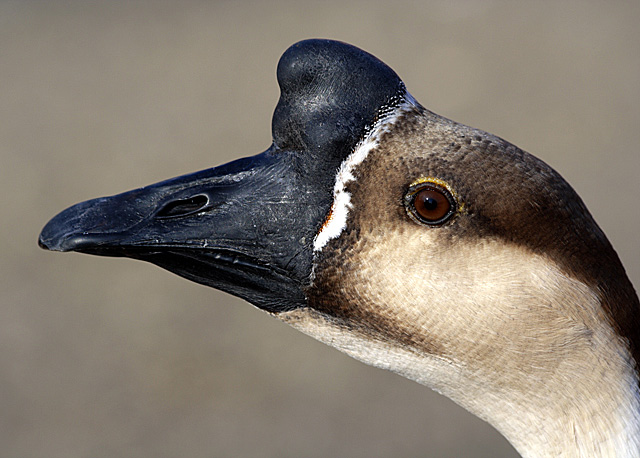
(38, 198), (117, 253)
(38, 222), (76, 252)
(37, 234), (52, 251)
(38, 211), (93, 253)
(38, 217), (65, 252)
(38, 224), (115, 253)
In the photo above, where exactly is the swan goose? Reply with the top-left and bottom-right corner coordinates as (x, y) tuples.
(39, 39), (640, 457)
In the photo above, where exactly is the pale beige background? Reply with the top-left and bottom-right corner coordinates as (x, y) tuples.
(2, 1), (639, 457)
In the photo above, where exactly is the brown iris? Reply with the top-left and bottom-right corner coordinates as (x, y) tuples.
(405, 184), (456, 225)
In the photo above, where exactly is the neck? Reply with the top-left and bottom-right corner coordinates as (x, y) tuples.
(481, 346), (640, 458)
(423, 278), (640, 458)
(287, 238), (640, 457)
(474, 283), (640, 458)
(282, 304), (640, 458)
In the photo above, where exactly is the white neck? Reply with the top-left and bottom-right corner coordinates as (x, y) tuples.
(280, 241), (640, 457)
(480, 345), (640, 458)
(281, 306), (640, 458)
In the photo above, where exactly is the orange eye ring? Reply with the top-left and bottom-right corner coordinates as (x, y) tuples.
(404, 182), (457, 226)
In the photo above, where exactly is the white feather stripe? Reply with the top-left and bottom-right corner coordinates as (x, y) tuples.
(312, 94), (417, 252)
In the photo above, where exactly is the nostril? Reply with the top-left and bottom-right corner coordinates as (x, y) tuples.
(156, 194), (210, 219)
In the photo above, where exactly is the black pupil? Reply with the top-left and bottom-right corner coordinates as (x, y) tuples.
(422, 196), (439, 211)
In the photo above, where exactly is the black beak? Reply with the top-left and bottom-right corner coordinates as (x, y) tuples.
(39, 39), (407, 313)
(39, 149), (321, 313)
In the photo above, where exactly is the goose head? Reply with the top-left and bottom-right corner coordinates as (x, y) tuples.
(39, 39), (640, 457)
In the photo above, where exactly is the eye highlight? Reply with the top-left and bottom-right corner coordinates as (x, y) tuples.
(404, 178), (458, 226)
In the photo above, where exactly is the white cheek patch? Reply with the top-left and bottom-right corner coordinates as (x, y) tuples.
(312, 92), (418, 252)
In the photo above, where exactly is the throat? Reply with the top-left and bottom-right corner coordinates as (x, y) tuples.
(277, 306), (640, 458)
(486, 353), (640, 458)
(289, 240), (640, 457)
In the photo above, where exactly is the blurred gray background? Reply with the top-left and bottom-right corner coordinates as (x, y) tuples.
(2, 1), (639, 457)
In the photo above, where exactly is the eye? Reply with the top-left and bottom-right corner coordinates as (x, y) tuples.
(156, 194), (210, 219)
(405, 182), (457, 226)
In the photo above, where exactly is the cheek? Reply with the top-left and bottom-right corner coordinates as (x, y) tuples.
(311, 229), (458, 353)
(319, 232), (517, 352)
(352, 236), (462, 338)
(351, 236), (601, 368)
